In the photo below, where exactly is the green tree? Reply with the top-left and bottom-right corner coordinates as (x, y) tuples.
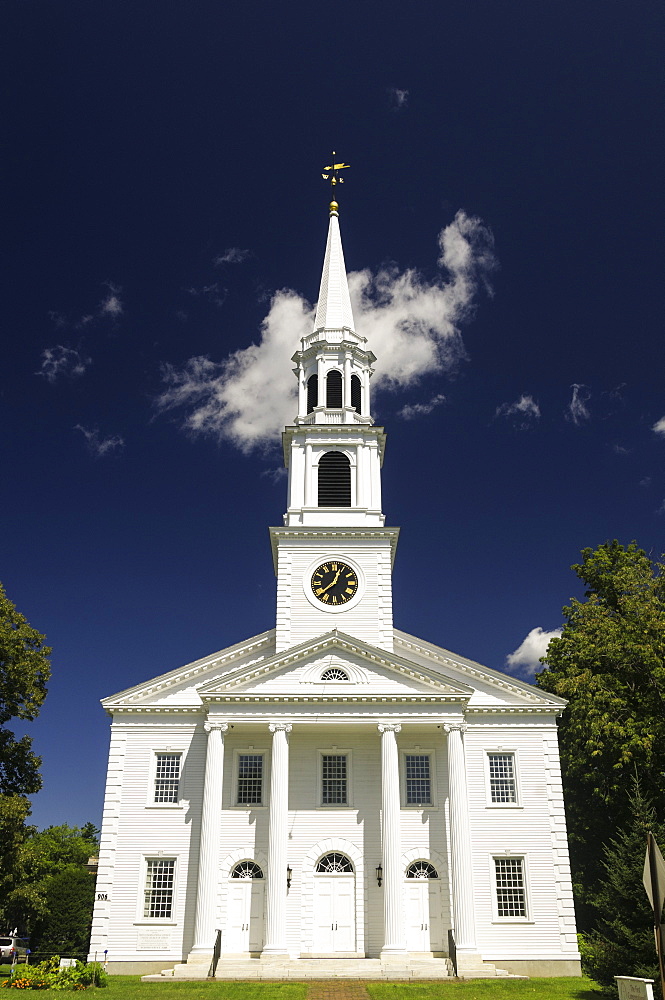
(0, 582), (51, 926)
(583, 780), (664, 999)
(3, 824), (99, 933)
(30, 866), (96, 957)
(537, 541), (665, 926)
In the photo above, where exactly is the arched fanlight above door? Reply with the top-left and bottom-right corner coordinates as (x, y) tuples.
(231, 861), (264, 879)
(406, 861), (438, 879)
(316, 852), (354, 873)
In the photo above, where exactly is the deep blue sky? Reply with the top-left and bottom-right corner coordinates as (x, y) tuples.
(2, 0), (664, 830)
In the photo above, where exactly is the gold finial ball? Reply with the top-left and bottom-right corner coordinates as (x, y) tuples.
(329, 200), (339, 214)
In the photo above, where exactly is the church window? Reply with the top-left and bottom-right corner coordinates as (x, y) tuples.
(321, 754), (348, 805)
(326, 370), (343, 408)
(307, 374), (318, 414)
(237, 754), (264, 805)
(231, 861), (264, 879)
(405, 754), (432, 805)
(153, 753), (181, 804)
(406, 861), (438, 879)
(494, 857), (527, 917)
(488, 753), (517, 804)
(351, 373), (362, 412)
(321, 667), (349, 681)
(316, 852), (353, 873)
(143, 859), (175, 919)
(318, 451), (351, 506)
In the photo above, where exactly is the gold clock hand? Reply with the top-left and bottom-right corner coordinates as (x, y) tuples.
(320, 570), (341, 594)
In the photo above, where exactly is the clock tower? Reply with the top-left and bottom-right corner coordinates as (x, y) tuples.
(270, 197), (399, 653)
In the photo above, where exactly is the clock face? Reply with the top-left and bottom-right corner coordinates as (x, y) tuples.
(311, 561), (359, 606)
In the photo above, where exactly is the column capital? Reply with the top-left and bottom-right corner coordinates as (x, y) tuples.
(204, 721), (229, 734)
(378, 723), (401, 734)
(443, 722), (467, 735)
(269, 722), (292, 734)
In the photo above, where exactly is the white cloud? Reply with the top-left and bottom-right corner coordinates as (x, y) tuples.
(214, 248), (251, 266)
(388, 87), (409, 111)
(566, 383), (590, 425)
(505, 627), (562, 678)
(398, 394), (446, 420)
(495, 393), (540, 427)
(156, 210), (496, 453)
(100, 282), (123, 317)
(652, 416), (665, 437)
(74, 425), (124, 457)
(37, 346), (92, 383)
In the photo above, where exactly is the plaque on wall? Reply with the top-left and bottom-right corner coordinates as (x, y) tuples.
(136, 929), (172, 951)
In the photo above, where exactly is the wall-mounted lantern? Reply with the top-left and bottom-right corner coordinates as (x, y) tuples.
(286, 865), (293, 889)
(375, 864), (383, 887)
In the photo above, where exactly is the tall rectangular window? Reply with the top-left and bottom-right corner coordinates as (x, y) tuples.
(237, 754), (263, 805)
(494, 857), (526, 917)
(321, 754), (347, 805)
(144, 859), (175, 919)
(488, 753), (517, 803)
(154, 754), (181, 804)
(405, 754), (432, 805)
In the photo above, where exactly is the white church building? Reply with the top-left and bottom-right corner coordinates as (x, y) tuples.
(89, 194), (580, 979)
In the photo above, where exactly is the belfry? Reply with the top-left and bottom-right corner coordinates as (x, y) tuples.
(89, 169), (580, 979)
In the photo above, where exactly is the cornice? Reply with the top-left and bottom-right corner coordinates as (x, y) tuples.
(393, 631), (565, 708)
(282, 424), (387, 465)
(105, 701), (561, 718)
(101, 631), (275, 709)
(269, 526), (400, 567)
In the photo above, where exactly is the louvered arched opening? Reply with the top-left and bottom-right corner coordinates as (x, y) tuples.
(326, 370), (343, 408)
(307, 374), (318, 414)
(351, 374), (362, 413)
(318, 451), (351, 507)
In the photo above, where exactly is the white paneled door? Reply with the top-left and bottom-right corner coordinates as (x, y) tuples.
(226, 878), (265, 953)
(313, 877), (356, 953)
(405, 879), (443, 952)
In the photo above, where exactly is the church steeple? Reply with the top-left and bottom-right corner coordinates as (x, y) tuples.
(292, 200), (376, 426)
(312, 202), (355, 335)
(270, 180), (397, 654)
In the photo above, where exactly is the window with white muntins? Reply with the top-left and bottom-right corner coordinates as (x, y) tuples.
(143, 859), (175, 919)
(494, 857), (527, 918)
(237, 753), (264, 806)
(487, 752), (518, 804)
(404, 753), (433, 806)
(153, 754), (181, 804)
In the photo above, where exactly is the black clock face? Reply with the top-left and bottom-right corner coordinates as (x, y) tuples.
(311, 561), (359, 606)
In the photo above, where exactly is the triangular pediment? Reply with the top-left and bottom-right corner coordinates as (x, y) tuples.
(197, 630), (473, 701)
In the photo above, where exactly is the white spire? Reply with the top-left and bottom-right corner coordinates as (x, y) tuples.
(313, 205), (355, 333)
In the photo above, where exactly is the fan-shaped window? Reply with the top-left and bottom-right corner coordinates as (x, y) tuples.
(318, 451), (351, 507)
(351, 374), (362, 413)
(307, 374), (318, 414)
(326, 370), (343, 408)
(231, 861), (264, 879)
(321, 667), (349, 681)
(406, 861), (438, 879)
(316, 852), (354, 874)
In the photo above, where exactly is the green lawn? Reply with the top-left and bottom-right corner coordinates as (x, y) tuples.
(0, 974), (603, 998)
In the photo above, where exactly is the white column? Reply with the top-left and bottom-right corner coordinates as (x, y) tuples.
(444, 722), (477, 953)
(378, 723), (406, 955)
(297, 365), (306, 417)
(317, 357), (325, 407)
(362, 369), (371, 418)
(304, 443), (313, 507)
(356, 445), (365, 508)
(344, 354), (352, 408)
(191, 720), (228, 958)
(262, 722), (292, 956)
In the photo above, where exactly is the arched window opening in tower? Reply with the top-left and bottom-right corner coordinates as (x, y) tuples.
(351, 374), (362, 413)
(318, 451), (351, 507)
(306, 374), (318, 414)
(326, 370), (343, 408)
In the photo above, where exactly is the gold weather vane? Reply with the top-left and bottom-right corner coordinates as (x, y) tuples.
(322, 152), (350, 207)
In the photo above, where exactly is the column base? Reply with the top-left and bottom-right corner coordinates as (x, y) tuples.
(261, 948), (290, 960)
(380, 947), (408, 961)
